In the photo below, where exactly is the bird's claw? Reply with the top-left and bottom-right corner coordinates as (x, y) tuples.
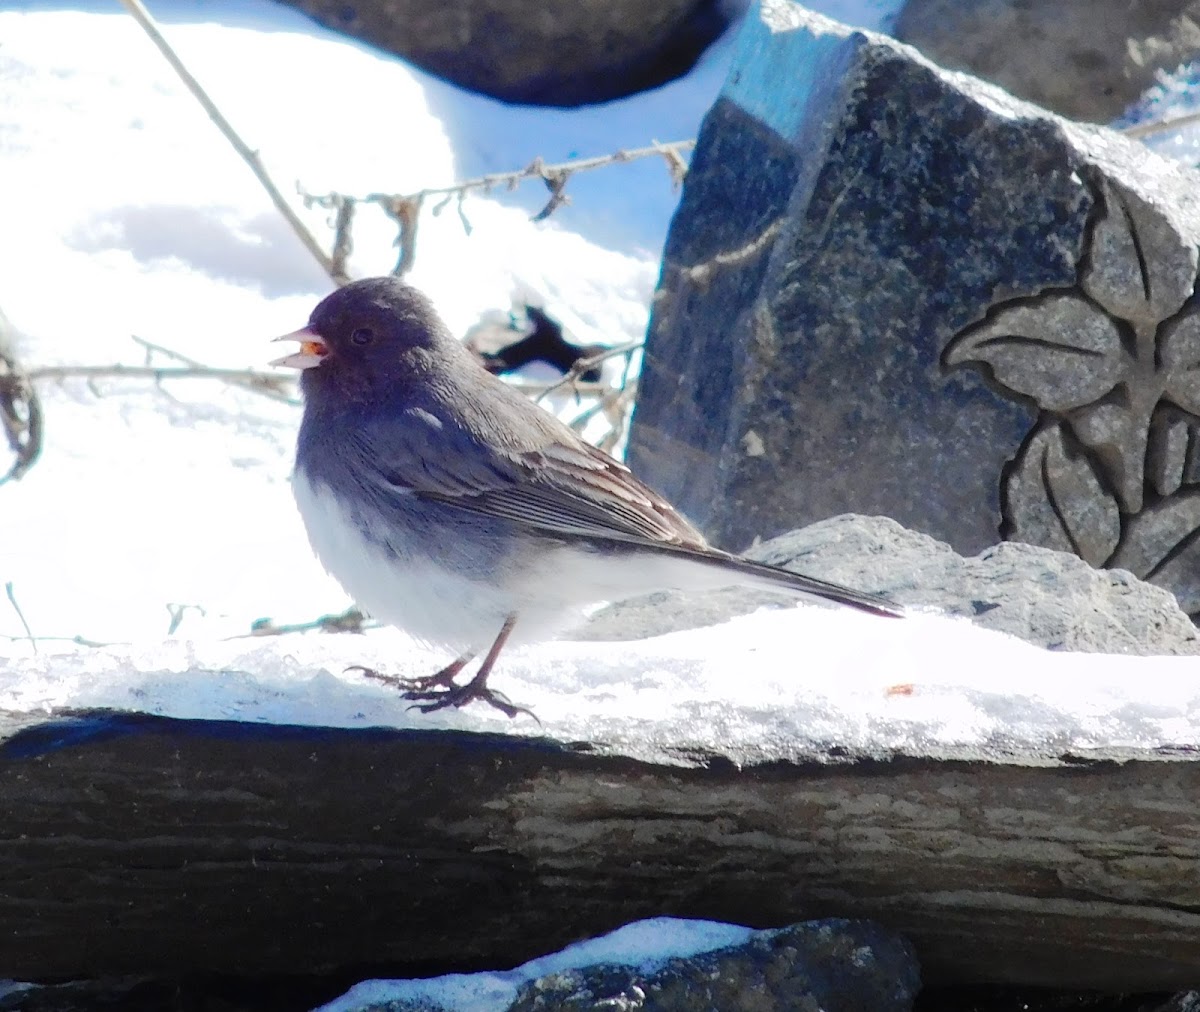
(404, 684), (539, 722)
(347, 664), (538, 721)
(346, 664), (458, 693)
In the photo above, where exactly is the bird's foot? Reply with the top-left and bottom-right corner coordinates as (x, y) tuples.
(403, 681), (539, 722)
(347, 660), (537, 721)
(346, 657), (466, 694)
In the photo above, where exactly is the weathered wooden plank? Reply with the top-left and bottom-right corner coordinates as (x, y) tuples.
(1, 711), (1198, 988)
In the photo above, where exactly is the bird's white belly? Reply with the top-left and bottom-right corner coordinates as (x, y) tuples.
(292, 472), (518, 651)
(291, 471), (756, 653)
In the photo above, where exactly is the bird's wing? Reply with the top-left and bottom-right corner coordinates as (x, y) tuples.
(351, 406), (707, 548)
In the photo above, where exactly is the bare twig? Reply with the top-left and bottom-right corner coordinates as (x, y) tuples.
(132, 334), (195, 366)
(530, 161), (571, 221)
(504, 378), (611, 397)
(5, 582), (36, 654)
(166, 602), (206, 636)
(1, 633), (119, 648)
(305, 140), (693, 211)
(379, 196), (423, 277)
(131, 335), (297, 403)
(1121, 109), (1200, 140)
(236, 607), (374, 638)
(535, 341), (643, 403)
(299, 138), (697, 266)
(594, 383), (639, 454)
(0, 312), (42, 485)
(26, 363), (298, 401)
(329, 196), (356, 284)
(566, 383), (632, 434)
(117, 0), (341, 285)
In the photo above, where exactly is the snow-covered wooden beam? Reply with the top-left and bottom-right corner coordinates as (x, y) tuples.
(1, 707), (1198, 988)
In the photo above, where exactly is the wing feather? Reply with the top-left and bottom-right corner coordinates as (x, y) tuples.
(351, 405), (706, 548)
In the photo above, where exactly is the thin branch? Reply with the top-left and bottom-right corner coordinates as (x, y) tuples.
(0, 314), (42, 484)
(378, 196), (423, 276)
(414, 139), (695, 202)
(235, 607), (374, 638)
(26, 363), (296, 399)
(531, 161), (571, 222)
(1121, 109), (1200, 140)
(132, 334), (197, 366)
(130, 335), (297, 403)
(166, 602), (206, 636)
(535, 341), (643, 403)
(0, 632), (120, 648)
(116, 0), (343, 285)
(504, 378), (612, 397)
(5, 582), (36, 654)
(24, 361), (604, 403)
(301, 139), (695, 227)
(330, 196), (356, 282)
(594, 383), (638, 455)
(566, 383), (632, 434)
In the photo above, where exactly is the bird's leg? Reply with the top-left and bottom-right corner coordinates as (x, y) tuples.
(405, 614), (536, 720)
(347, 652), (475, 692)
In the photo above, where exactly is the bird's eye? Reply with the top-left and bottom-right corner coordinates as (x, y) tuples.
(350, 327), (373, 346)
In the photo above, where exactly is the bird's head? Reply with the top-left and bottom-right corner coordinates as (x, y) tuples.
(273, 277), (454, 402)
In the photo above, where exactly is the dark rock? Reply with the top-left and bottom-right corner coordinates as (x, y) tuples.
(273, 0), (736, 106)
(583, 515), (1200, 654)
(506, 920), (919, 1012)
(894, 0), (1200, 123)
(627, 0), (1200, 616)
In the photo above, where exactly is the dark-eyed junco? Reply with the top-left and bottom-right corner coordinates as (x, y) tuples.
(274, 277), (901, 718)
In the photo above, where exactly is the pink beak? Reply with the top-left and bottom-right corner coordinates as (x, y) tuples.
(271, 327), (329, 369)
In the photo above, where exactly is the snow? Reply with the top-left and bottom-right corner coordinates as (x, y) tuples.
(3, 0), (1198, 1003)
(0, 0), (903, 651)
(1116, 63), (1200, 169)
(7, 606), (1200, 758)
(316, 917), (756, 1012)
(0, 1), (662, 647)
(1, 0), (1196, 742)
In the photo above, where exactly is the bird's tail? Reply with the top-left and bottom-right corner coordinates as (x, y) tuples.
(639, 541), (903, 618)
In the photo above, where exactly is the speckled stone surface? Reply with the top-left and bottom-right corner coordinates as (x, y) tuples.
(628, 1), (1200, 616)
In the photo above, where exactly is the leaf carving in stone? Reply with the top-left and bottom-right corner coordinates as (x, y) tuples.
(1081, 178), (1197, 326)
(1002, 421), (1120, 566)
(1108, 491), (1200, 614)
(1146, 405), (1195, 499)
(1160, 305), (1200, 416)
(944, 293), (1126, 411)
(1065, 394), (1153, 515)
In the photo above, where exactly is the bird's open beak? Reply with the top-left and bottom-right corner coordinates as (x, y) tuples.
(271, 327), (329, 369)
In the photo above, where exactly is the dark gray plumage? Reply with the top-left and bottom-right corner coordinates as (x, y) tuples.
(276, 277), (901, 717)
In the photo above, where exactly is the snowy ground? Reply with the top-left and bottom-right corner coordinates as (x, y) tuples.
(0, 0), (1196, 713)
(0, 0), (901, 652)
(0, 0), (1195, 727)
(4, 1), (1200, 1007)
(8, 604), (1200, 756)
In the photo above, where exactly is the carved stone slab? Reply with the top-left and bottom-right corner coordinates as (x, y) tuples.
(628, 0), (1200, 616)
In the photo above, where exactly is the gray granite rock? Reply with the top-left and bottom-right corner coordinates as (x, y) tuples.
(273, 0), (733, 106)
(895, 0), (1200, 123)
(584, 515), (1200, 655)
(627, 0), (1200, 617)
